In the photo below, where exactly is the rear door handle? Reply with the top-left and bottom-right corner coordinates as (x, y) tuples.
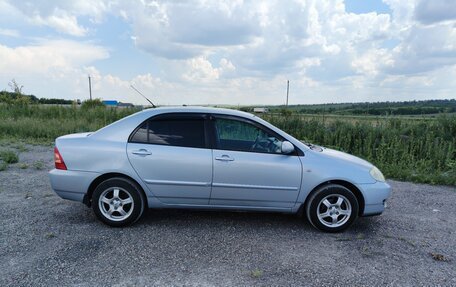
(215, 155), (234, 162)
(132, 149), (152, 156)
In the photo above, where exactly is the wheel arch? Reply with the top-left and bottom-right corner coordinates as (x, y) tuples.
(83, 172), (148, 207)
(301, 180), (365, 216)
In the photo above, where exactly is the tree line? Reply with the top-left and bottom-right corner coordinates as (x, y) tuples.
(0, 90), (74, 105)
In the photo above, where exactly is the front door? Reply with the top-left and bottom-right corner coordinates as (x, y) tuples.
(210, 116), (302, 208)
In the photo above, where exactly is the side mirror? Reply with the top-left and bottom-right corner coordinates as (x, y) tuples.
(281, 141), (295, 154)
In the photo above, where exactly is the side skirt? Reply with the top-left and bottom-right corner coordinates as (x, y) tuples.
(146, 196), (295, 213)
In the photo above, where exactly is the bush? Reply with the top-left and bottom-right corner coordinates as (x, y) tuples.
(239, 107), (253, 112)
(279, 108), (293, 117)
(81, 99), (105, 110)
(0, 104), (140, 143)
(0, 150), (19, 164)
(263, 114), (456, 186)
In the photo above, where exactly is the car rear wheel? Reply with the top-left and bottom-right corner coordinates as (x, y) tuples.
(92, 177), (145, 227)
(305, 184), (359, 232)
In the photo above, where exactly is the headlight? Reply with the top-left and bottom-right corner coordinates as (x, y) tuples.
(370, 167), (385, 182)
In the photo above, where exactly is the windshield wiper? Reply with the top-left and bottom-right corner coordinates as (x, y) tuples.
(301, 141), (314, 148)
(301, 141), (324, 151)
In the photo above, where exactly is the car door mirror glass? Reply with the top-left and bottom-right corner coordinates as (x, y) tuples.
(281, 141), (295, 154)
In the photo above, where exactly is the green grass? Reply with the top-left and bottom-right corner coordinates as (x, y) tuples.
(0, 103), (455, 185)
(18, 163), (28, 169)
(250, 269), (263, 278)
(33, 160), (45, 170)
(15, 144), (29, 152)
(0, 161), (7, 171)
(263, 114), (456, 185)
(0, 103), (140, 144)
(45, 232), (56, 239)
(259, 99), (456, 116)
(0, 150), (19, 164)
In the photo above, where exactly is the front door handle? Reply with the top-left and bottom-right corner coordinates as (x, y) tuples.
(132, 149), (152, 156)
(215, 155), (234, 162)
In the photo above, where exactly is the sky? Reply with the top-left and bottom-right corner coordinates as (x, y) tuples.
(0, 0), (455, 106)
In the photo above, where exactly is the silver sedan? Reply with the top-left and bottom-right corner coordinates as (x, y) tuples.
(49, 107), (391, 232)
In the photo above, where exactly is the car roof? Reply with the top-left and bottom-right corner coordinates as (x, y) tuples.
(90, 106), (254, 141)
(139, 106), (256, 118)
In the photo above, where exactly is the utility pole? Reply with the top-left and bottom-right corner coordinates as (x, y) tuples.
(286, 80), (289, 107)
(88, 75), (92, 100)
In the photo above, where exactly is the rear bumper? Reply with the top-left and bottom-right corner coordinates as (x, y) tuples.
(49, 169), (100, 202)
(357, 181), (392, 216)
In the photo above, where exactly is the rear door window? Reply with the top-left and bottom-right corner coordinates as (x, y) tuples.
(130, 114), (206, 149)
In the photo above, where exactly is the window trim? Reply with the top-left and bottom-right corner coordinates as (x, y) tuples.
(209, 113), (303, 156)
(128, 112), (210, 149)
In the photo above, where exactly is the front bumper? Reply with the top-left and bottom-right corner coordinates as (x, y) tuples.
(357, 181), (392, 216)
(49, 169), (100, 202)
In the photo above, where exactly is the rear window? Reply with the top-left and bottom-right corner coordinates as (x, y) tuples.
(130, 118), (206, 148)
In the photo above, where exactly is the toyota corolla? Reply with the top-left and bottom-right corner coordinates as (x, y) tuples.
(49, 107), (391, 232)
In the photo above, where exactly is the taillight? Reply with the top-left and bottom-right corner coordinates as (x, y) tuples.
(54, 147), (67, 170)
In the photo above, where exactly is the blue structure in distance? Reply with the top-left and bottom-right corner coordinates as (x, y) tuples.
(102, 100), (118, 106)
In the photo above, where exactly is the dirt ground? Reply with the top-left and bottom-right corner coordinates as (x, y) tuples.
(0, 145), (455, 286)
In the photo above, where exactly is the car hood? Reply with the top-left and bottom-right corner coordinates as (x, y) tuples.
(311, 146), (374, 170)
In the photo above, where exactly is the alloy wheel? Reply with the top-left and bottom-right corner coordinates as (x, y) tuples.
(98, 187), (134, 222)
(316, 194), (352, 228)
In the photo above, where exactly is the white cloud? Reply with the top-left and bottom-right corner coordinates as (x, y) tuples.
(219, 58), (236, 73)
(181, 57), (236, 82)
(0, 40), (109, 99)
(0, 0), (110, 36)
(352, 49), (393, 76)
(121, 0), (261, 59)
(0, 28), (19, 37)
(382, 0), (416, 26)
(414, 0), (456, 24)
(0, 0), (455, 104)
(387, 23), (456, 75)
(32, 9), (88, 36)
(0, 40), (109, 75)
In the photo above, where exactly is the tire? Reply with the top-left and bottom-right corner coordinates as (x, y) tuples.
(92, 177), (145, 227)
(305, 184), (359, 233)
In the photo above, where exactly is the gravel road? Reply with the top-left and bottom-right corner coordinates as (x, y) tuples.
(0, 145), (455, 286)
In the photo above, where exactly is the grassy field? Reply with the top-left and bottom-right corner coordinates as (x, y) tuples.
(0, 103), (140, 144)
(259, 99), (456, 116)
(263, 114), (455, 186)
(0, 103), (455, 186)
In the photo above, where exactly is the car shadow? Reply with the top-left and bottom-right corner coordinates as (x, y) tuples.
(58, 201), (381, 235)
(140, 208), (310, 228)
(139, 208), (383, 235)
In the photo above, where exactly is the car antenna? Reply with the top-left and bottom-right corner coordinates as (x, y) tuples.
(130, 85), (156, 108)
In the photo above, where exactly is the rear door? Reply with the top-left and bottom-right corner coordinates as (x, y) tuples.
(127, 113), (212, 205)
(209, 115), (302, 208)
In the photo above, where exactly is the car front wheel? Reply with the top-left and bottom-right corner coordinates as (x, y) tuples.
(305, 184), (359, 232)
(92, 177), (145, 227)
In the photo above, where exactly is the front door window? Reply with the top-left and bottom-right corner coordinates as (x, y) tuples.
(214, 118), (283, 154)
